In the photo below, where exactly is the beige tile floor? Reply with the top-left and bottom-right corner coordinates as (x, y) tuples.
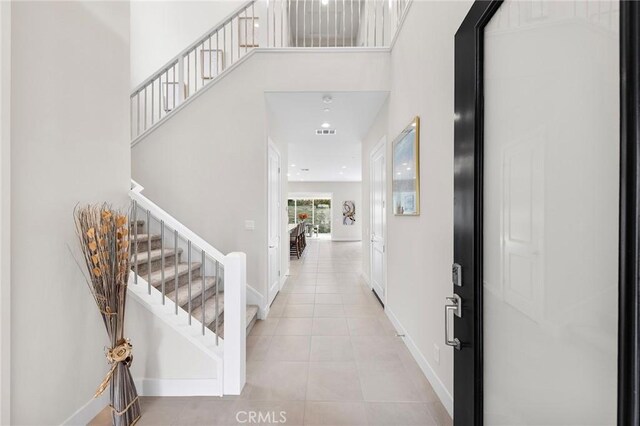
(91, 239), (452, 426)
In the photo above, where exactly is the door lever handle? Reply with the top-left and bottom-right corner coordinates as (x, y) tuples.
(445, 294), (461, 350)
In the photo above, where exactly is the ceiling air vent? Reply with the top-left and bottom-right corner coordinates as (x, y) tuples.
(316, 129), (337, 135)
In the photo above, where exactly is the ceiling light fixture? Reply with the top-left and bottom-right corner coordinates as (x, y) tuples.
(342, 166), (347, 169)
(321, 0), (329, 5)
(290, 164), (296, 167)
(323, 108), (330, 112)
(321, 122), (331, 128)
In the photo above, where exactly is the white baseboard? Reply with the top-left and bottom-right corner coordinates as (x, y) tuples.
(135, 378), (221, 397)
(61, 394), (109, 426)
(385, 307), (453, 417)
(62, 378), (222, 424)
(246, 284), (266, 319)
(330, 237), (362, 242)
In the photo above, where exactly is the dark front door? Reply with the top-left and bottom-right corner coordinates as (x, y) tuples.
(452, 1), (640, 425)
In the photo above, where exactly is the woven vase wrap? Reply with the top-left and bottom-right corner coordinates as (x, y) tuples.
(74, 204), (141, 426)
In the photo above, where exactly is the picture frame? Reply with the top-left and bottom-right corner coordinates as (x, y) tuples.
(238, 17), (260, 48)
(392, 116), (420, 215)
(200, 49), (225, 80)
(342, 201), (356, 225)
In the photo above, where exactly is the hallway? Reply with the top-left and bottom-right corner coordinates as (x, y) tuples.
(91, 240), (451, 425)
(244, 238), (451, 425)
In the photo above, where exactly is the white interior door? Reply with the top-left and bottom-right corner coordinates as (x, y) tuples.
(267, 143), (281, 307)
(370, 137), (386, 302)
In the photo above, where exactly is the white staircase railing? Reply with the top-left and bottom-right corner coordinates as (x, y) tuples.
(130, 0), (412, 141)
(129, 180), (247, 394)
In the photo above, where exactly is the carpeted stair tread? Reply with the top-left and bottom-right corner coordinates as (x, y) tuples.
(192, 292), (225, 327)
(147, 262), (201, 288)
(167, 276), (219, 308)
(132, 247), (181, 265)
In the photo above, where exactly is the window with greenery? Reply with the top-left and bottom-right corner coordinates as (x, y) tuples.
(296, 199), (313, 223)
(287, 198), (332, 233)
(288, 199), (296, 224)
(313, 199), (331, 233)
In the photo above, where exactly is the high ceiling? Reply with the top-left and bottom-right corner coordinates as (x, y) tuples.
(265, 91), (388, 182)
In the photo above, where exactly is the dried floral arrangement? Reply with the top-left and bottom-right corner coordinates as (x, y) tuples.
(298, 212), (309, 221)
(74, 204), (141, 426)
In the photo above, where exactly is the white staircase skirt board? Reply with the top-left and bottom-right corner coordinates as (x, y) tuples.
(126, 272), (224, 380)
(385, 307), (453, 417)
(246, 284), (265, 319)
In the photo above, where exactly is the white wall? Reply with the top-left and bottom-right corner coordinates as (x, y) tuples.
(130, 1), (240, 88)
(361, 0), (472, 414)
(288, 181), (362, 241)
(0, 1), (10, 424)
(132, 50), (389, 313)
(127, 302), (218, 382)
(10, 2), (130, 424)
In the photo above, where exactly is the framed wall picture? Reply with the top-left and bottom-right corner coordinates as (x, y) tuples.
(342, 201), (356, 225)
(238, 17), (260, 48)
(200, 49), (224, 80)
(392, 116), (420, 215)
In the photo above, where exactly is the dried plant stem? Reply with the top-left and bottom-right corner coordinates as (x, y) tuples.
(74, 204), (141, 426)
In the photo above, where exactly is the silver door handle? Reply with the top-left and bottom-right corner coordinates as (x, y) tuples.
(445, 294), (461, 350)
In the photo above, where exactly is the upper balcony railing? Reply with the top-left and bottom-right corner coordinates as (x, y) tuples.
(130, 0), (412, 142)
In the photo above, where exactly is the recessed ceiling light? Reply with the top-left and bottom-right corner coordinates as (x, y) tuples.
(342, 166), (347, 169)
(402, 162), (408, 166)
(322, 95), (332, 104)
(406, 167), (411, 171)
(321, 0), (329, 6)
(323, 108), (330, 112)
(290, 164), (296, 167)
(339, 172), (344, 175)
(321, 122), (331, 128)
(397, 172), (402, 175)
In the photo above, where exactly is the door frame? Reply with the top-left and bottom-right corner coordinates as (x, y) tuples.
(267, 140), (282, 307)
(369, 135), (387, 304)
(453, 1), (640, 424)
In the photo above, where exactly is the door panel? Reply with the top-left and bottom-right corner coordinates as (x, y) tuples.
(483, 2), (619, 423)
(452, 0), (640, 424)
(268, 144), (281, 306)
(370, 138), (386, 301)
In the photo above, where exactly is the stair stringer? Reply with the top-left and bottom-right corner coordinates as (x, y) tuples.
(126, 272), (225, 396)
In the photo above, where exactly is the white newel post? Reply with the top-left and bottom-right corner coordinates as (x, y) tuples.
(223, 252), (247, 395)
